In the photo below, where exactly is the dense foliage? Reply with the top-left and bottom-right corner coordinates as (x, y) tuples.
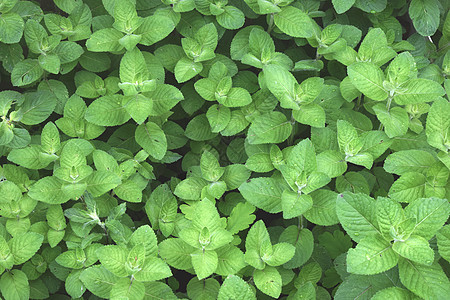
(0, 0), (449, 299)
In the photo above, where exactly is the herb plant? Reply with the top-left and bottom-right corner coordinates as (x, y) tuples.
(0, 0), (449, 299)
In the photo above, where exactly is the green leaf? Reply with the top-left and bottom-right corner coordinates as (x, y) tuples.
(200, 150), (224, 182)
(135, 15), (175, 46)
(409, 0), (440, 36)
(399, 258), (450, 300)
(110, 278), (144, 300)
(0, 270), (29, 300)
(18, 91), (57, 125)
(303, 190), (340, 226)
(174, 177), (208, 201)
(80, 266), (118, 299)
(220, 87), (252, 107)
(273, 6), (314, 38)
(394, 79), (445, 105)
(28, 176), (70, 204)
(347, 235), (398, 275)
(347, 62), (387, 101)
(292, 104), (326, 128)
(86, 171), (121, 197)
(279, 226), (314, 269)
(134, 257), (172, 282)
(245, 220), (270, 269)
(9, 232), (43, 265)
(376, 196), (404, 239)
(393, 235), (434, 265)
(185, 114), (218, 141)
(389, 172), (426, 203)
(218, 275), (256, 300)
(316, 150), (347, 178)
(215, 245), (246, 276)
(239, 177), (283, 213)
(0, 12), (24, 44)
(281, 190), (313, 219)
(426, 97), (450, 152)
(216, 6), (245, 30)
(404, 197), (450, 240)
(38, 53), (60, 74)
(253, 266), (282, 298)
(135, 122), (167, 160)
(158, 238), (195, 270)
(207, 104), (231, 133)
(86, 28), (123, 52)
(226, 202), (256, 235)
(372, 287), (418, 299)
(336, 192), (380, 242)
(175, 57), (203, 83)
(384, 150), (436, 175)
(247, 111), (292, 144)
(11, 59), (43, 87)
(332, 0), (356, 14)
(96, 245), (128, 277)
(191, 249), (218, 280)
(437, 225), (450, 263)
(264, 242), (296, 266)
(85, 95), (131, 126)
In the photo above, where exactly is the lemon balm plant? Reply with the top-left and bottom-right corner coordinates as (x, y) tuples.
(0, 0), (449, 299)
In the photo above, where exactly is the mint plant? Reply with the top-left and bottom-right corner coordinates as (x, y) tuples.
(0, 0), (449, 299)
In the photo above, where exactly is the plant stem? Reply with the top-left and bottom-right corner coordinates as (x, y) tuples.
(267, 13), (274, 33)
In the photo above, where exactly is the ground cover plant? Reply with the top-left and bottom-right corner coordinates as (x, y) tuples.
(0, 0), (449, 299)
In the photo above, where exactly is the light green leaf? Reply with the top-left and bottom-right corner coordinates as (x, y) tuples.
(347, 235), (398, 275)
(135, 122), (167, 160)
(316, 150), (347, 178)
(239, 177), (283, 213)
(110, 278), (144, 300)
(80, 266), (118, 299)
(11, 59), (43, 87)
(0, 270), (29, 300)
(336, 192), (380, 242)
(28, 176), (70, 204)
(303, 190), (339, 226)
(86, 28), (123, 52)
(404, 197), (450, 240)
(38, 53), (60, 74)
(175, 57), (203, 83)
(437, 225), (450, 263)
(158, 238), (195, 270)
(86, 171), (121, 197)
(85, 95), (131, 126)
(409, 0), (440, 36)
(371, 287), (417, 299)
(384, 150), (436, 175)
(393, 235), (434, 265)
(191, 249), (218, 280)
(0, 12), (24, 44)
(174, 177), (208, 201)
(247, 111), (292, 144)
(394, 79), (445, 105)
(207, 104), (231, 133)
(216, 6), (245, 30)
(347, 62), (387, 101)
(389, 172), (426, 203)
(273, 6), (314, 38)
(292, 103), (326, 128)
(399, 258), (450, 300)
(135, 15), (175, 46)
(332, 0), (356, 14)
(253, 266), (282, 298)
(185, 114), (217, 141)
(96, 245), (128, 277)
(9, 232), (43, 265)
(134, 257), (172, 282)
(218, 275), (256, 300)
(281, 190), (313, 219)
(426, 97), (450, 152)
